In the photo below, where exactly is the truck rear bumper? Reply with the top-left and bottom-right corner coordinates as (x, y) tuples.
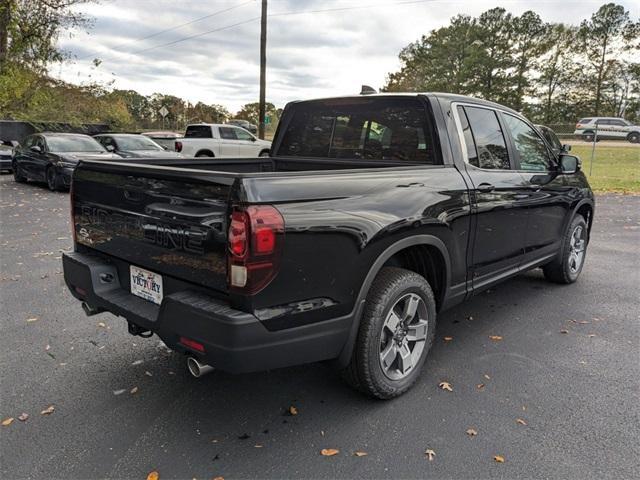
(63, 251), (353, 373)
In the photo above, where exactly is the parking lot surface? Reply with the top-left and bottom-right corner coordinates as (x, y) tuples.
(1, 174), (639, 479)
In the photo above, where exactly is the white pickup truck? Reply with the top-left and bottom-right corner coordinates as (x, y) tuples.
(175, 124), (272, 157)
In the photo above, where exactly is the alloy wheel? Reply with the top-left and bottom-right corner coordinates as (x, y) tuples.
(379, 293), (429, 381)
(568, 225), (586, 273)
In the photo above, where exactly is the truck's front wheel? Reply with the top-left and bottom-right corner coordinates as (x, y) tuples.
(342, 267), (436, 399)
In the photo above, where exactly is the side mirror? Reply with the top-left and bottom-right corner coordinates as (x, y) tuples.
(30, 145), (42, 153)
(559, 154), (580, 174)
(105, 144), (115, 152)
(561, 144), (571, 152)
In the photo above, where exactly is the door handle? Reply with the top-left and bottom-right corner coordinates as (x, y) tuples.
(475, 183), (494, 193)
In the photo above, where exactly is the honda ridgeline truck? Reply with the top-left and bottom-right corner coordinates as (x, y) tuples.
(63, 94), (594, 399)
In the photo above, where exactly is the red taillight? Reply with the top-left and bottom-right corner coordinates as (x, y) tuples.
(175, 141), (183, 152)
(179, 336), (205, 353)
(229, 210), (248, 257)
(228, 205), (284, 294)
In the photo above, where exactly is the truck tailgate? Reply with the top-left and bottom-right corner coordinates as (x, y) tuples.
(72, 161), (235, 293)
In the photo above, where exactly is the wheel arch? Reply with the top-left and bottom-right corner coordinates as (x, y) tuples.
(574, 200), (594, 236)
(336, 235), (451, 367)
(195, 149), (214, 157)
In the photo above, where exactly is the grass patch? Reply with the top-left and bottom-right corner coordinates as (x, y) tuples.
(570, 145), (640, 194)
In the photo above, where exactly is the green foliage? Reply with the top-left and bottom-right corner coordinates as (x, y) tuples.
(235, 102), (278, 125)
(384, 3), (640, 123)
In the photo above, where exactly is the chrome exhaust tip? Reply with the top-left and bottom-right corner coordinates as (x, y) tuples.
(187, 356), (214, 378)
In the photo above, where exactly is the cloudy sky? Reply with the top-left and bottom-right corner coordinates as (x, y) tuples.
(56, 0), (639, 112)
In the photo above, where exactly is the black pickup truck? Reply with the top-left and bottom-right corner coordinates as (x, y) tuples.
(63, 94), (594, 399)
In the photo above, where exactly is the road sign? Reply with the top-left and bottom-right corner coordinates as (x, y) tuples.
(264, 115), (271, 125)
(159, 106), (169, 118)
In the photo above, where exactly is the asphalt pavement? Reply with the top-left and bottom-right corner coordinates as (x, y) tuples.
(1, 174), (639, 480)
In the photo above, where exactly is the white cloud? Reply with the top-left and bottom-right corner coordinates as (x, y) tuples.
(54, 0), (640, 112)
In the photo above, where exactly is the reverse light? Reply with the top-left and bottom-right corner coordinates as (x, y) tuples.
(228, 205), (284, 294)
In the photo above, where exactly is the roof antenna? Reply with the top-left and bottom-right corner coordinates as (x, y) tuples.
(360, 85), (377, 95)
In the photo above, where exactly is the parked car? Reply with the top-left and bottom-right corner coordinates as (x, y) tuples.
(227, 119), (258, 135)
(94, 133), (183, 158)
(0, 140), (16, 172)
(140, 131), (182, 151)
(535, 124), (569, 155)
(174, 123), (271, 158)
(574, 117), (640, 143)
(12, 133), (120, 191)
(63, 93), (594, 399)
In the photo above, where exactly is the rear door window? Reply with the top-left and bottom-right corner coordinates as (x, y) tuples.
(458, 106), (510, 170)
(277, 97), (438, 164)
(185, 126), (213, 138)
(219, 127), (238, 140)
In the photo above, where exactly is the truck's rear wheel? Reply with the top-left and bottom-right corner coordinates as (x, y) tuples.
(341, 267), (436, 399)
(543, 214), (588, 284)
(628, 132), (640, 144)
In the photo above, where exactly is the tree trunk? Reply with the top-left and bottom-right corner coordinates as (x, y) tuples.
(594, 37), (608, 116)
(0, 0), (11, 70)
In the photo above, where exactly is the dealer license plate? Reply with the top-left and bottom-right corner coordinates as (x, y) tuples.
(130, 265), (163, 305)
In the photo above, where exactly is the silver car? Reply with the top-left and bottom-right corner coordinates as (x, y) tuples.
(574, 117), (640, 143)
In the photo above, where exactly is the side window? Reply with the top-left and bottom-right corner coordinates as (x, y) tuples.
(503, 114), (551, 172)
(234, 128), (254, 141)
(185, 126), (213, 138)
(219, 127), (237, 140)
(23, 136), (35, 149)
(461, 106), (510, 170)
(595, 119), (609, 126)
(609, 120), (626, 127)
(35, 137), (46, 152)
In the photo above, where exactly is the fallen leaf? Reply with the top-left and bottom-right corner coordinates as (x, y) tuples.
(516, 418), (527, 426)
(288, 405), (298, 416)
(494, 455), (505, 463)
(18, 413), (29, 422)
(26, 317), (38, 323)
(145, 371), (153, 377)
(588, 334), (597, 338)
(113, 389), (126, 395)
(213, 477), (224, 480)
(354, 451), (368, 457)
(1, 417), (14, 426)
(425, 449), (436, 461)
(438, 381), (453, 392)
(484, 374), (491, 380)
(443, 336), (453, 341)
(146, 471), (159, 480)
(98, 322), (106, 328)
(467, 316), (474, 321)
(488, 335), (503, 341)
(321, 448), (339, 456)
(254, 444), (263, 448)
(579, 321), (590, 324)
(132, 360), (143, 366)
(476, 383), (485, 390)
(130, 387), (138, 394)
(40, 405), (55, 415)
(560, 329), (569, 334)
(466, 428), (478, 436)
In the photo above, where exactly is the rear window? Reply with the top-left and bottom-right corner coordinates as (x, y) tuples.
(276, 97), (439, 164)
(185, 126), (213, 138)
(578, 118), (592, 124)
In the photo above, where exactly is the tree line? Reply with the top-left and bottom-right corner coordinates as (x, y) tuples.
(384, 3), (639, 123)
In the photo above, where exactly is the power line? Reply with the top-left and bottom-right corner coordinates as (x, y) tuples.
(77, 0), (254, 60)
(76, 0), (441, 60)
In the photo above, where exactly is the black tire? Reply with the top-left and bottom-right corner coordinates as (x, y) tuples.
(259, 150), (270, 157)
(582, 132), (595, 142)
(628, 132), (640, 144)
(543, 214), (588, 284)
(13, 162), (27, 183)
(341, 267), (437, 399)
(46, 166), (61, 192)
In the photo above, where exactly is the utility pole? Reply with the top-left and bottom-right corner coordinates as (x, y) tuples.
(258, 0), (267, 139)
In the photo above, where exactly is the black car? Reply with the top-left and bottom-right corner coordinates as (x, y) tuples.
(12, 133), (120, 191)
(93, 133), (183, 158)
(227, 119), (258, 135)
(64, 93), (594, 399)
